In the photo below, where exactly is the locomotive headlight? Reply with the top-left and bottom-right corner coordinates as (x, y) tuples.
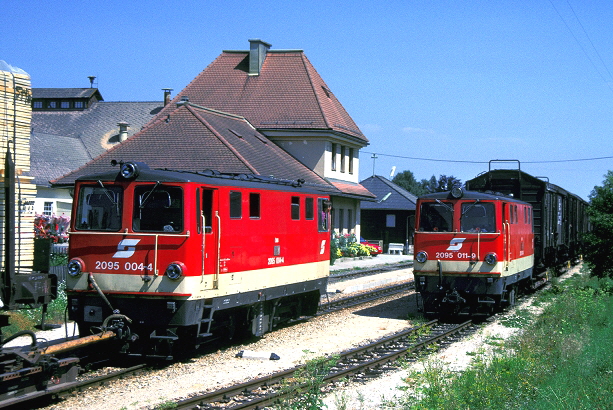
(120, 162), (140, 179)
(165, 262), (186, 280)
(67, 258), (85, 276)
(485, 253), (498, 265)
(450, 186), (464, 199)
(415, 251), (428, 264)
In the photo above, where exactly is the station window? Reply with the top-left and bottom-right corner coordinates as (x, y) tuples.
(338, 208), (344, 232)
(74, 101), (84, 109)
(348, 148), (354, 174)
(291, 196), (300, 220)
(230, 191), (242, 218)
(305, 197), (314, 220)
(331, 143), (337, 171)
(348, 209), (353, 231)
(61, 101), (70, 109)
(340, 146), (346, 173)
(43, 201), (53, 216)
(33, 101), (43, 109)
(249, 193), (260, 219)
(48, 101), (57, 109)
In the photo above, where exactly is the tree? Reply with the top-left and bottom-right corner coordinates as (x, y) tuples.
(393, 171), (463, 196)
(392, 170), (428, 196)
(436, 174), (462, 192)
(583, 171), (613, 278)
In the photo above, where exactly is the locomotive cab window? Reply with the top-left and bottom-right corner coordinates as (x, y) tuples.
(460, 202), (496, 233)
(418, 202), (452, 232)
(75, 185), (123, 231)
(133, 185), (183, 232)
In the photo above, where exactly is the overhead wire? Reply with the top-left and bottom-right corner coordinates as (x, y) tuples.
(362, 150), (613, 165)
(548, 0), (613, 93)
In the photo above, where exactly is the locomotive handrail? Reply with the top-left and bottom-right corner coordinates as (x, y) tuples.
(69, 231), (191, 277)
(69, 231), (191, 237)
(414, 231), (500, 235)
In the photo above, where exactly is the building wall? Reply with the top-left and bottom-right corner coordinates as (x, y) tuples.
(361, 209), (415, 251)
(331, 196), (361, 239)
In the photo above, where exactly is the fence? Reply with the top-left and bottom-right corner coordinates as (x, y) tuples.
(49, 243), (68, 282)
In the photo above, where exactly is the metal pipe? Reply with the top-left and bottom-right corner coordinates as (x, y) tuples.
(38, 330), (116, 356)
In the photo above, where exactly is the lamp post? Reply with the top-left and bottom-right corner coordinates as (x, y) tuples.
(371, 153), (378, 176)
(405, 214), (415, 255)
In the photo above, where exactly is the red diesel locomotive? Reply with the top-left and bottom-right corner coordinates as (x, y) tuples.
(414, 187), (535, 316)
(66, 161), (331, 356)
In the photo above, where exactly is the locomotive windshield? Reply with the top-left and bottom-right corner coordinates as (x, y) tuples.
(133, 185), (183, 232)
(418, 202), (453, 232)
(460, 202), (496, 233)
(75, 184), (123, 231)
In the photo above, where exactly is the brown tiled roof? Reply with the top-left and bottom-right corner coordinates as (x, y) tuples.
(51, 103), (339, 192)
(154, 50), (367, 144)
(327, 179), (376, 200)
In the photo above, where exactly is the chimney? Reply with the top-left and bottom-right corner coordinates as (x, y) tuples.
(248, 39), (271, 76)
(162, 88), (173, 106)
(118, 122), (130, 142)
(88, 76), (96, 88)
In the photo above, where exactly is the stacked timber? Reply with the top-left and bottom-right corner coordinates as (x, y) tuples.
(0, 61), (37, 271)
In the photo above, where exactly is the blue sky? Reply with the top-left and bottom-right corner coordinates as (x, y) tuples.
(3, 0), (612, 200)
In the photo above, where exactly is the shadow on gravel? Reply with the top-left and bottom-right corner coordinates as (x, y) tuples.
(352, 293), (420, 320)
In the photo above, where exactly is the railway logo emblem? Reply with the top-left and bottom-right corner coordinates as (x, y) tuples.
(113, 239), (141, 258)
(447, 238), (466, 251)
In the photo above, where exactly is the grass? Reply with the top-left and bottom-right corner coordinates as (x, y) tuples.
(3, 282), (68, 337)
(3, 253), (69, 338)
(392, 265), (613, 409)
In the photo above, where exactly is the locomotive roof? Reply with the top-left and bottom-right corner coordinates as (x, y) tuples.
(466, 168), (587, 205)
(418, 189), (530, 205)
(75, 165), (334, 195)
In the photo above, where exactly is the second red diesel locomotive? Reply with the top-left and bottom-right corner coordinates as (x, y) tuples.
(414, 187), (535, 316)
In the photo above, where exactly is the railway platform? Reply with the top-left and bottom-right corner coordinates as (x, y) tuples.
(330, 254), (412, 272)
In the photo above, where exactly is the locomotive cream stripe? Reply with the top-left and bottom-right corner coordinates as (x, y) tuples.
(414, 254), (534, 277)
(66, 260), (329, 299)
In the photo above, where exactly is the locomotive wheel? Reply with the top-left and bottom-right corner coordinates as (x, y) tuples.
(508, 286), (517, 308)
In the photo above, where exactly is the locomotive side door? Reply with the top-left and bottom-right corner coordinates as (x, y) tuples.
(503, 203), (511, 270)
(199, 188), (220, 289)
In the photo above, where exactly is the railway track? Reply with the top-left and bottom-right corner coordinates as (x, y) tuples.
(171, 319), (476, 409)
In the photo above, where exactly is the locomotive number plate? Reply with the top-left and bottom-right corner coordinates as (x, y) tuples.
(95, 260), (154, 271)
(435, 252), (476, 259)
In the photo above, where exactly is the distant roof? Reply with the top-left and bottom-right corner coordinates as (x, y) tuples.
(359, 175), (418, 210)
(51, 102), (340, 195)
(32, 100), (163, 160)
(32, 88), (103, 101)
(153, 46), (368, 145)
(29, 132), (91, 187)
